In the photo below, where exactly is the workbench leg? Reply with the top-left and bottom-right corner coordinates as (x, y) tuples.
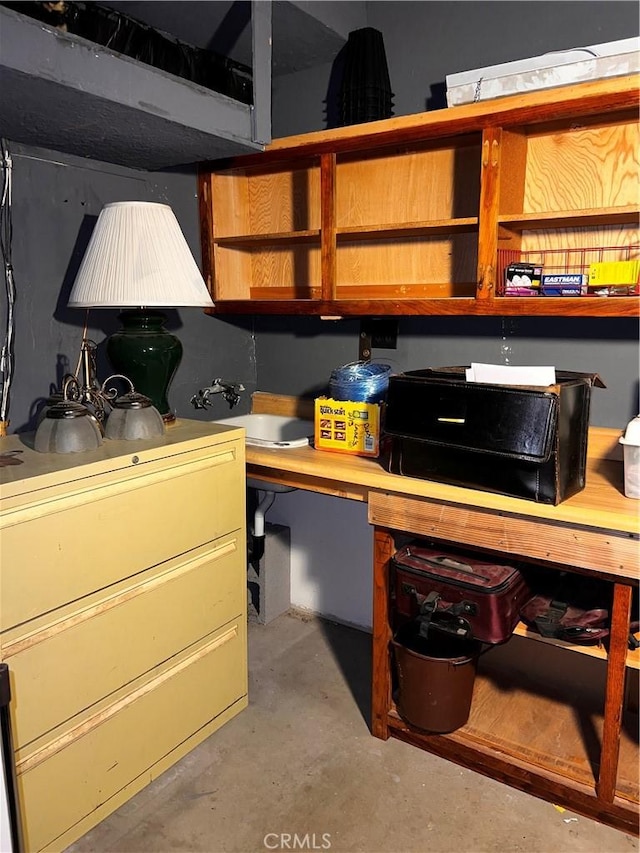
(596, 582), (633, 803)
(372, 526), (394, 740)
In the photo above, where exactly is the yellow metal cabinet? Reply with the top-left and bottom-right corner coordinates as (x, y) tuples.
(0, 420), (248, 852)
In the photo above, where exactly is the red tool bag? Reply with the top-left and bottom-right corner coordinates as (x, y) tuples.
(519, 571), (618, 645)
(392, 542), (531, 645)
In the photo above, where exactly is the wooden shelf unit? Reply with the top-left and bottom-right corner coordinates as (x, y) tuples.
(372, 519), (639, 837)
(238, 395), (639, 835)
(199, 75), (640, 317)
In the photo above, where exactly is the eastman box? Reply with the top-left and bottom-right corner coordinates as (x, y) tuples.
(315, 397), (381, 457)
(383, 368), (604, 504)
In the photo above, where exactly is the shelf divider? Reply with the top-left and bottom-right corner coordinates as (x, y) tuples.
(321, 153), (337, 302)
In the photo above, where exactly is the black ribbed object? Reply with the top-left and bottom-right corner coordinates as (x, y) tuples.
(339, 27), (394, 125)
(1, 1), (253, 105)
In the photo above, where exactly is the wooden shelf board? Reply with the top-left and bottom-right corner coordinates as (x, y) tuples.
(498, 206), (640, 230)
(249, 76), (640, 163)
(387, 706), (600, 790)
(249, 287), (323, 301)
(214, 229), (320, 246)
(214, 222), (479, 245)
(513, 623), (640, 671)
(487, 296), (640, 317)
(388, 652), (639, 801)
(209, 296), (640, 317)
(386, 711), (639, 834)
(334, 283), (477, 300)
(336, 218), (479, 240)
(207, 301), (320, 315)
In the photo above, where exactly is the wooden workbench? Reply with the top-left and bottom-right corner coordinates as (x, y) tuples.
(246, 393), (639, 834)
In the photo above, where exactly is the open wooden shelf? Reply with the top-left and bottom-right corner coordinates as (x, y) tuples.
(387, 702), (639, 807)
(208, 295), (639, 317)
(249, 287), (323, 301)
(334, 283), (477, 300)
(215, 229), (320, 246)
(370, 482), (639, 837)
(388, 635), (639, 806)
(497, 206), (640, 230)
(336, 218), (479, 241)
(199, 75), (640, 317)
(513, 623), (640, 670)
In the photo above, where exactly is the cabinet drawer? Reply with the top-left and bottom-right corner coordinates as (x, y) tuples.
(4, 533), (245, 749)
(1, 442), (244, 629)
(16, 618), (247, 853)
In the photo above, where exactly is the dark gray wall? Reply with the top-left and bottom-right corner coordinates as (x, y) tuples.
(253, 315), (639, 427)
(2, 143), (256, 434)
(3, 3), (638, 434)
(272, 1), (639, 134)
(262, 1), (640, 429)
(369, 1), (640, 116)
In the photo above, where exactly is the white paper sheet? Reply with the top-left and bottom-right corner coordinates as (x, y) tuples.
(465, 363), (556, 386)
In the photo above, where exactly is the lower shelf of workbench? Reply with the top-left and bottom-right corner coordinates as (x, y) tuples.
(385, 636), (639, 835)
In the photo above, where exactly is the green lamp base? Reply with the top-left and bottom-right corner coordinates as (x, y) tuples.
(106, 310), (182, 423)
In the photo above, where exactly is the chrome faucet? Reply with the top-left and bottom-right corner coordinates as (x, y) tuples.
(191, 379), (245, 410)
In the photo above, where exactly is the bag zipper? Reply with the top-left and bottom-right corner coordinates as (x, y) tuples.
(395, 555), (517, 594)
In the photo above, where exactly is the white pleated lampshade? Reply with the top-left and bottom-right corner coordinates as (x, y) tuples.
(68, 201), (214, 307)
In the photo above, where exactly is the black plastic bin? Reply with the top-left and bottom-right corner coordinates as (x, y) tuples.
(392, 622), (482, 734)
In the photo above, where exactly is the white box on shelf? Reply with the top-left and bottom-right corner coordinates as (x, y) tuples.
(446, 38), (639, 106)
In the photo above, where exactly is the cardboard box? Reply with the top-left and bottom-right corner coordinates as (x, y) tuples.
(541, 274), (588, 296)
(542, 286), (584, 297)
(505, 263), (542, 292)
(446, 38), (639, 107)
(315, 397), (381, 457)
(588, 260), (640, 286)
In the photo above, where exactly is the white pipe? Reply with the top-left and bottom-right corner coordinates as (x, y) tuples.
(253, 490), (276, 537)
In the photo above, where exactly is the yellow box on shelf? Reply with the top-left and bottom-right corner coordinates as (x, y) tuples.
(588, 259), (640, 286)
(314, 397), (381, 457)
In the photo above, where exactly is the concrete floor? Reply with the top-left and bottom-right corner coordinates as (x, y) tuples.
(67, 611), (638, 853)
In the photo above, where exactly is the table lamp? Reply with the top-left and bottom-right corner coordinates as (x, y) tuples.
(67, 201), (214, 423)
